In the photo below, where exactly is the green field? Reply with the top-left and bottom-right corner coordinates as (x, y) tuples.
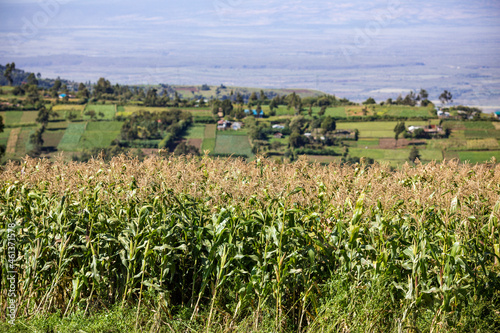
(184, 124), (206, 139)
(214, 134), (253, 157)
(465, 129), (500, 139)
(458, 150), (500, 163)
(57, 122), (87, 151)
(84, 104), (116, 120)
(0, 111), (23, 125)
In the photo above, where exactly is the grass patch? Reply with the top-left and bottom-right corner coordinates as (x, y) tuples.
(86, 121), (124, 132)
(385, 106), (433, 117)
(1, 111), (23, 125)
(458, 151), (500, 163)
(184, 124), (206, 139)
(20, 111), (39, 123)
(201, 138), (215, 152)
(466, 138), (499, 150)
(80, 131), (121, 149)
(464, 121), (495, 130)
(84, 104), (116, 120)
(57, 122), (87, 151)
(204, 124), (216, 139)
(214, 135), (252, 157)
(465, 129), (500, 139)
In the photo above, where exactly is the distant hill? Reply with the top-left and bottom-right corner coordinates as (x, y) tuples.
(0, 63), (77, 90)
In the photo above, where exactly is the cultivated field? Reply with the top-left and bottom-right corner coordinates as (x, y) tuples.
(0, 156), (499, 332)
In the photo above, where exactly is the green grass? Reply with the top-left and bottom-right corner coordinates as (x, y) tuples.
(201, 138), (215, 152)
(356, 138), (380, 147)
(84, 104), (116, 120)
(349, 148), (407, 161)
(325, 107), (348, 118)
(0, 128), (11, 146)
(384, 106), (433, 117)
(465, 129), (500, 139)
(184, 124), (206, 139)
(464, 121), (495, 130)
(86, 121), (124, 132)
(204, 124), (216, 139)
(214, 135), (253, 157)
(80, 131), (121, 149)
(1, 111), (23, 125)
(20, 111), (38, 123)
(57, 122), (87, 151)
(458, 151), (500, 163)
(419, 149), (443, 161)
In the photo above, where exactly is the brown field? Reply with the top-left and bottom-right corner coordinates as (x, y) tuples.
(378, 138), (426, 149)
(187, 138), (203, 151)
(493, 122), (500, 130)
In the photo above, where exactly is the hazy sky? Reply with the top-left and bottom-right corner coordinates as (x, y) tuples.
(1, 0), (500, 104)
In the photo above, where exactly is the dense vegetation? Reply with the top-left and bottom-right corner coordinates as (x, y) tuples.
(1, 156), (499, 332)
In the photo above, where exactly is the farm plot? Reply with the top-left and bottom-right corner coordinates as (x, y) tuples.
(42, 130), (65, 149)
(84, 104), (116, 120)
(466, 138), (499, 150)
(3, 128), (16, 153)
(57, 122), (87, 151)
(184, 124), (206, 139)
(0, 111), (23, 125)
(20, 111), (39, 124)
(458, 150), (500, 163)
(214, 135), (253, 157)
(465, 129), (500, 139)
(79, 121), (123, 149)
(336, 122), (395, 138)
(325, 107), (347, 118)
(385, 106), (432, 118)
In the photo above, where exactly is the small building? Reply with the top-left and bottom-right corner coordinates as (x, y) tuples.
(304, 133), (312, 138)
(244, 109), (264, 118)
(495, 111), (500, 119)
(407, 126), (423, 133)
(217, 119), (231, 131)
(272, 124), (285, 129)
(59, 93), (67, 99)
(273, 133), (283, 139)
(231, 122), (243, 131)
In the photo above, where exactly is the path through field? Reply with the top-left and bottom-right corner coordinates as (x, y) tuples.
(6, 127), (20, 153)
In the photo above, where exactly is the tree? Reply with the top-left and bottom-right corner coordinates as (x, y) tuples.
(4, 62), (15, 86)
(321, 116), (336, 134)
(418, 88), (429, 100)
(236, 92), (244, 105)
(318, 105), (326, 116)
(36, 106), (51, 126)
(29, 125), (45, 152)
(362, 97), (376, 105)
(394, 121), (406, 146)
(289, 130), (304, 148)
(26, 73), (38, 86)
(308, 106), (313, 117)
(409, 146), (421, 163)
(439, 90), (453, 105)
(259, 90), (267, 101)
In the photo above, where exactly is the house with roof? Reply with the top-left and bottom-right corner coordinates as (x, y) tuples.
(273, 133), (283, 139)
(495, 111), (500, 119)
(217, 119), (231, 131)
(272, 124), (285, 129)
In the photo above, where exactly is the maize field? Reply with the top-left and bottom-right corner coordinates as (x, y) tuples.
(1, 155), (499, 332)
